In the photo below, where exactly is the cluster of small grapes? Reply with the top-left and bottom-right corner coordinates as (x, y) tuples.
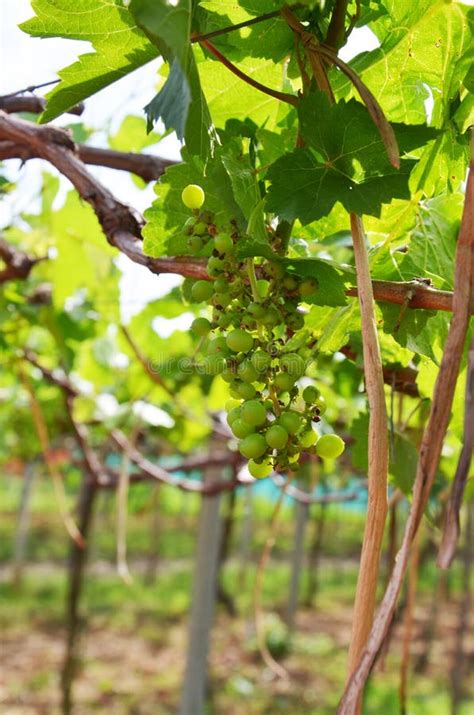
(181, 185), (345, 478)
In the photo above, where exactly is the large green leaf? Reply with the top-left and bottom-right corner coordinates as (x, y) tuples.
(333, 1), (474, 125)
(21, 0), (158, 122)
(266, 93), (436, 223)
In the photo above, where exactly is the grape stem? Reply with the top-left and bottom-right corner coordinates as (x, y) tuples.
(246, 258), (261, 303)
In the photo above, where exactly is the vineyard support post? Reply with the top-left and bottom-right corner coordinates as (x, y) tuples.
(12, 461), (36, 587)
(286, 499), (309, 633)
(61, 477), (97, 715)
(179, 458), (226, 715)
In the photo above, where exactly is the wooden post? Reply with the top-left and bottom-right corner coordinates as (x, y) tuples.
(61, 477), (97, 715)
(12, 461), (36, 587)
(286, 499), (309, 633)
(179, 460), (225, 715)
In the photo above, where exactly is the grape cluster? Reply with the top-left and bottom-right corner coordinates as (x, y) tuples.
(181, 185), (345, 478)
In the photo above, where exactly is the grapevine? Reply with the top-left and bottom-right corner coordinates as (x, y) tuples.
(182, 185), (345, 475)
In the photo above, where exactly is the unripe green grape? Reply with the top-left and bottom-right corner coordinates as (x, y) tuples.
(237, 382), (257, 400)
(221, 367), (236, 383)
(315, 395), (327, 415)
(191, 317), (212, 336)
(257, 279), (270, 298)
(187, 236), (204, 254)
(214, 234), (234, 254)
(278, 410), (302, 435)
(182, 184), (205, 210)
(299, 430), (318, 448)
(193, 221), (208, 236)
(283, 275), (298, 291)
(226, 329), (253, 353)
(288, 452), (300, 464)
(261, 308), (280, 327)
(266, 262), (285, 279)
(241, 399), (267, 426)
(191, 280), (214, 302)
(280, 352), (306, 378)
(247, 302), (266, 319)
(239, 433), (267, 459)
(225, 398), (241, 412)
(238, 360), (259, 384)
(274, 372), (296, 392)
(218, 314), (233, 328)
(227, 407), (241, 426)
(181, 277), (196, 303)
(287, 312), (305, 330)
(265, 424), (289, 449)
(212, 293), (232, 309)
(231, 419), (254, 439)
(315, 434), (345, 459)
(213, 277), (228, 294)
(303, 385), (320, 404)
(208, 337), (229, 356)
(251, 350), (272, 373)
(207, 256), (225, 277)
(229, 386), (243, 400)
(248, 459), (273, 478)
(299, 278), (318, 297)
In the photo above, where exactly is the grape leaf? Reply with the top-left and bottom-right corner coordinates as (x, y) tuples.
(130, 0), (214, 159)
(333, 1), (474, 125)
(266, 94), (437, 223)
(282, 258), (347, 307)
(21, 0), (158, 122)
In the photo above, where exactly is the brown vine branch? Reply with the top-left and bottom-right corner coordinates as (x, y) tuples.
(0, 139), (173, 183)
(0, 237), (46, 284)
(0, 94), (84, 116)
(111, 429), (244, 496)
(337, 130), (474, 714)
(346, 215), (389, 707)
(199, 40), (298, 107)
(325, 0), (350, 50)
(437, 334), (474, 569)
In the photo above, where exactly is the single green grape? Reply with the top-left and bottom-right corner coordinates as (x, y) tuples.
(238, 361), (259, 384)
(187, 236), (204, 254)
(237, 382), (257, 400)
(274, 372), (296, 392)
(248, 459), (273, 478)
(302, 385), (320, 404)
(214, 277), (228, 294)
(251, 350), (272, 373)
(191, 280), (214, 302)
(299, 430), (318, 448)
(226, 329), (253, 353)
(278, 410), (302, 435)
(208, 337), (229, 356)
(315, 434), (345, 459)
(265, 424), (289, 449)
(182, 184), (205, 210)
(280, 352), (306, 378)
(241, 399), (267, 426)
(283, 275), (298, 291)
(191, 317), (212, 336)
(239, 433), (267, 459)
(207, 256), (225, 277)
(247, 302), (266, 319)
(231, 419), (255, 439)
(193, 221), (208, 236)
(214, 234), (234, 254)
